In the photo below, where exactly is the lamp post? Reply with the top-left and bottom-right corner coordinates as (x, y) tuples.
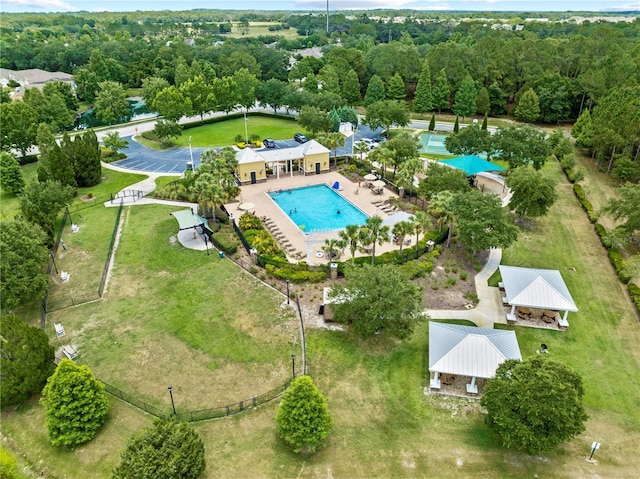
(244, 112), (249, 144)
(168, 386), (176, 415)
(286, 278), (290, 305)
(291, 354), (296, 380)
(188, 136), (194, 172)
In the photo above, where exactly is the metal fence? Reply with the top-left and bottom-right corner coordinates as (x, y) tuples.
(103, 382), (166, 417)
(41, 208), (72, 328)
(102, 379), (292, 423)
(41, 200), (125, 324)
(99, 201), (124, 297)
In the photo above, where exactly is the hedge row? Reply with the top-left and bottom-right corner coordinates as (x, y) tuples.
(573, 184), (597, 223)
(629, 284), (640, 311)
(563, 164), (639, 315)
(181, 111), (295, 131)
(265, 264), (327, 283)
(211, 231), (238, 254)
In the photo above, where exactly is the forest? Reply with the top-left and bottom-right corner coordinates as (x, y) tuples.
(0, 10), (640, 174)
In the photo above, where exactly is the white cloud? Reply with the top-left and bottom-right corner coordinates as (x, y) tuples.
(2, 0), (78, 11)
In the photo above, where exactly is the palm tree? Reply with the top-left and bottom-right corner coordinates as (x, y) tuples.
(429, 191), (455, 247)
(322, 238), (343, 262)
(368, 146), (393, 179)
(338, 224), (361, 263)
(193, 172), (226, 223)
(353, 141), (369, 163)
(392, 220), (414, 253)
(397, 157), (424, 196)
(410, 210), (432, 256)
(364, 215), (390, 265)
(318, 132), (346, 169)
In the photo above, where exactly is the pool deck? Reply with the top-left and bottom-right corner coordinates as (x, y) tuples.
(224, 172), (407, 265)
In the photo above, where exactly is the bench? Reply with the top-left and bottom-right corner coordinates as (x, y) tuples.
(62, 345), (78, 360)
(54, 323), (65, 338)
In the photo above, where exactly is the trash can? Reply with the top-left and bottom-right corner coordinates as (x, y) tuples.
(218, 251), (224, 259)
(319, 304), (324, 315)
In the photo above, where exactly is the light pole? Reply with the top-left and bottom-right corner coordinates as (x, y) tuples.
(291, 354), (296, 380)
(168, 386), (176, 415)
(188, 136), (194, 172)
(286, 278), (290, 305)
(244, 112), (249, 144)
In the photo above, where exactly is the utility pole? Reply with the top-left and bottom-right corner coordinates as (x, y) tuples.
(326, 0), (329, 34)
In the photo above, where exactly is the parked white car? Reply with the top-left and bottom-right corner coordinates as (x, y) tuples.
(357, 138), (380, 150)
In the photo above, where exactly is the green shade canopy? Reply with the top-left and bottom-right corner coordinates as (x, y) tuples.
(170, 209), (212, 233)
(440, 155), (506, 176)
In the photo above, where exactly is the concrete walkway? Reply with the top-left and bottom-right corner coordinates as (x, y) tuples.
(426, 248), (506, 329)
(101, 164), (206, 251)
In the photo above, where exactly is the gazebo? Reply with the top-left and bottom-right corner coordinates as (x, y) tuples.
(499, 265), (578, 329)
(429, 322), (521, 395)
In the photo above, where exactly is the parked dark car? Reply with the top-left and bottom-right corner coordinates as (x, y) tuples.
(371, 136), (387, 143)
(263, 138), (276, 148)
(294, 133), (308, 143)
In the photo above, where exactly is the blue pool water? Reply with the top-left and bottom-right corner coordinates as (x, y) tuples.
(269, 185), (368, 232)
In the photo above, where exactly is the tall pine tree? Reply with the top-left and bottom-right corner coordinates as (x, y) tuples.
(364, 75), (385, 106)
(514, 88), (541, 123)
(341, 69), (361, 105)
(386, 73), (406, 101)
(432, 68), (450, 113)
(413, 62), (433, 116)
(453, 74), (477, 121)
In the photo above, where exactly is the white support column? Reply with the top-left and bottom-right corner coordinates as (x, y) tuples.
(466, 376), (478, 394)
(430, 371), (441, 389)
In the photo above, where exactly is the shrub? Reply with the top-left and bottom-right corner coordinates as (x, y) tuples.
(594, 222), (607, 239)
(238, 212), (263, 231)
(212, 232), (238, 254)
(628, 283), (640, 310)
(608, 249), (631, 283)
(40, 360), (109, 446)
(573, 184), (585, 201)
(460, 271), (469, 281)
(446, 276), (458, 287)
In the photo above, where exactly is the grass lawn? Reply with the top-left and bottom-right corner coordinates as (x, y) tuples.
(226, 22), (301, 39)
(2, 154), (639, 478)
(46, 204), (299, 412)
(0, 162), (38, 220)
(175, 116), (301, 148)
(45, 204), (120, 311)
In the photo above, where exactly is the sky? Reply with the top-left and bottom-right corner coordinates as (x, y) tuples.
(1, 0), (638, 13)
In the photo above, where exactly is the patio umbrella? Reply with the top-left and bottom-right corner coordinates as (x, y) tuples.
(238, 202), (255, 211)
(364, 174), (377, 181)
(372, 180), (386, 188)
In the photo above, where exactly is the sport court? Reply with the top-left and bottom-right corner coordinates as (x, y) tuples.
(420, 132), (450, 155)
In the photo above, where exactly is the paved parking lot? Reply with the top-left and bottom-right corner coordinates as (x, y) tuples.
(111, 125), (385, 174)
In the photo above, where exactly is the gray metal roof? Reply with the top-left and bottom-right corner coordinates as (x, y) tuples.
(237, 139), (329, 165)
(499, 265), (578, 312)
(429, 322), (522, 378)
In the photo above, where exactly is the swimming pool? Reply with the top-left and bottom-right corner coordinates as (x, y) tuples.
(269, 185), (368, 233)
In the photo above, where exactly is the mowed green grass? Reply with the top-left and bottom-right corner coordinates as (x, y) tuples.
(174, 116), (303, 147)
(2, 158), (640, 478)
(45, 204), (299, 412)
(0, 164), (146, 221)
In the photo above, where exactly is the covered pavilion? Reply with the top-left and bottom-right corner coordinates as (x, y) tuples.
(429, 322), (521, 395)
(499, 265), (578, 329)
(235, 140), (330, 185)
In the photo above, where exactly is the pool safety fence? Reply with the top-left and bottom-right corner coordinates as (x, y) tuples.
(102, 379), (292, 422)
